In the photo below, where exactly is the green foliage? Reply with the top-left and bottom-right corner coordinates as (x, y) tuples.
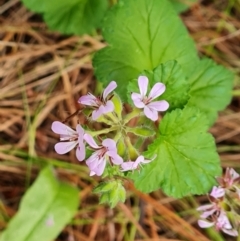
(128, 61), (190, 110)
(94, 180), (126, 208)
(21, 0), (109, 35)
(126, 126), (155, 137)
(187, 58), (234, 125)
(129, 107), (221, 198)
(0, 166), (79, 241)
(93, 0), (198, 100)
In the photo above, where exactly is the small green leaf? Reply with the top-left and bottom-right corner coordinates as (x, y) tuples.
(130, 106), (221, 198)
(93, 0), (198, 100)
(187, 58), (234, 125)
(126, 126), (155, 137)
(21, 0), (109, 35)
(0, 166), (79, 241)
(128, 60), (190, 110)
(97, 180), (126, 208)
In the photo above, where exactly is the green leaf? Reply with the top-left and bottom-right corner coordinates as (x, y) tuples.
(169, 0), (197, 13)
(130, 107), (221, 198)
(127, 60), (190, 110)
(187, 58), (234, 125)
(1, 166), (79, 241)
(126, 126), (155, 137)
(93, 0), (198, 100)
(21, 0), (109, 35)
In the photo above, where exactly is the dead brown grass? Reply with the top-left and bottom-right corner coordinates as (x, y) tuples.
(0, 0), (240, 241)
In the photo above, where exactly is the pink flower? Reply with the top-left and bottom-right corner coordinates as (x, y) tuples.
(51, 121), (85, 161)
(197, 203), (220, 219)
(121, 155), (153, 172)
(84, 134), (123, 176)
(131, 76), (169, 121)
(210, 186), (225, 199)
(78, 81), (117, 120)
(198, 212), (238, 237)
(217, 168), (240, 188)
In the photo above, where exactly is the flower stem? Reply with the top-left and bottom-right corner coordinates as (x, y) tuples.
(106, 112), (119, 124)
(87, 126), (118, 137)
(123, 108), (141, 124)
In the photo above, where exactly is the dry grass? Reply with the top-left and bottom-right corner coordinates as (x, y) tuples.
(0, 0), (240, 240)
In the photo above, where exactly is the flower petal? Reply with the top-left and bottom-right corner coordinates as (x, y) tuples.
(102, 138), (116, 151)
(197, 203), (215, 212)
(144, 105), (158, 121)
(51, 121), (76, 135)
(222, 228), (238, 237)
(133, 99), (145, 108)
(198, 220), (214, 228)
(138, 76), (148, 97)
(121, 161), (136, 171)
(78, 93), (97, 106)
(107, 151), (123, 165)
(131, 92), (142, 101)
(90, 158), (106, 176)
(92, 109), (103, 120)
(54, 141), (77, 154)
(210, 186), (225, 198)
(101, 100), (114, 114)
(103, 81), (117, 100)
(148, 83), (166, 100)
(147, 100), (169, 111)
(76, 124), (84, 136)
(84, 134), (100, 149)
(76, 142), (86, 161)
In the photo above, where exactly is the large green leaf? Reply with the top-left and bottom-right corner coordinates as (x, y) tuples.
(127, 61), (190, 110)
(187, 58), (234, 125)
(21, 0), (109, 35)
(93, 0), (198, 99)
(130, 107), (221, 198)
(0, 166), (79, 241)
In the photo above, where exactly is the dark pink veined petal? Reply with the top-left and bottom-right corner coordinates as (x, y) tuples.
(84, 134), (100, 149)
(51, 121), (76, 135)
(144, 105), (158, 121)
(198, 220), (214, 228)
(200, 209), (217, 219)
(102, 138), (116, 151)
(121, 161), (136, 171)
(102, 100), (114, 114)
(138, 76), (148, 97)
(76, 142), (86, 161)
(148, 83), (166, 100)
(76, 124), (84, 136)
(147, 100), (169, 111)
(54, 141), (78, 154)
(94, 159), (107, 176)
(210, 186), (225, 198)
(86, 152), (101, 170)
(78, 93), (97, 106)
(92, 109), (102, 120)
(229, 168), (240, 180)
(107, 151), (123, 165)
(103, 81), (117, 100)
(133, 99), (145, 108)
(197, 203), (215, 212)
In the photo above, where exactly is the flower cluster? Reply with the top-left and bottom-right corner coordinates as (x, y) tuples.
(52, 76), (169, 178)
(197, 168), (240, 236)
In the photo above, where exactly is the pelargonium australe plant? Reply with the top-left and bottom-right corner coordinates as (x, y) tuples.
(51, 0), (239, 236)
